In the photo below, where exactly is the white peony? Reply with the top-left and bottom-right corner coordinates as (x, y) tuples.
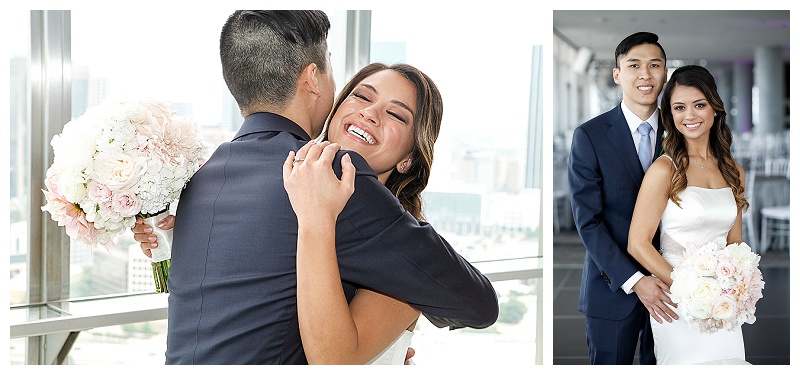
(692, 252), (719, 277)
(727, 243), (760, 269)
(685, 299), (712, 320)
(51, 123), (99, 172)
(57, 170), (88, 204)
(691, 277), (722, 303)
(670, 266), (697, 298)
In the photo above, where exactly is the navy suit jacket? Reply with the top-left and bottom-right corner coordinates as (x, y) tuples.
(165, 113), (498, 364)
(568, 104), (663, 321)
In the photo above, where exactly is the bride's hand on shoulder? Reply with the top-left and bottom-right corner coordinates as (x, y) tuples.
(283, 141), (356, 224)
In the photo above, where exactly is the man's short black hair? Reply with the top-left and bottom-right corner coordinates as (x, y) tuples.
(614, 31), (666, 68)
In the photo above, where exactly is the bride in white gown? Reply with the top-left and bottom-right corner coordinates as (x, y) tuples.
(628, 65), (752, 365)
(284, 63), (451, 365)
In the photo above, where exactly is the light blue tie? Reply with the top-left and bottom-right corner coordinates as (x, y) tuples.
(638, 121), (653, 171)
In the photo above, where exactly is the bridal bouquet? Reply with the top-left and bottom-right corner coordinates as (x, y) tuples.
(41, 97), (207, 293)
(669, 237), (765, 333)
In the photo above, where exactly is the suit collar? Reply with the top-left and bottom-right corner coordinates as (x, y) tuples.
(620, 101), (659, 134)
(232, 112), (311, 142)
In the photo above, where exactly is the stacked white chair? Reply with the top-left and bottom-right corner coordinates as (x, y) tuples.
(759, 157), (790, 253)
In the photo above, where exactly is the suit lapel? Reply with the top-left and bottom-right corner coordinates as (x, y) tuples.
(604, 105), (644, 183)
(653, 117), (664, 161)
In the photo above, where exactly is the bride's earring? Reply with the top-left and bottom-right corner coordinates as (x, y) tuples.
(398, 160), (410, 172)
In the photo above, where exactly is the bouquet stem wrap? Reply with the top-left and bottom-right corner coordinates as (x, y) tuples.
(143, 210), (173, 293)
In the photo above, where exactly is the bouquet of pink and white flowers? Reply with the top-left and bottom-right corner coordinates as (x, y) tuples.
(41, 97), (207, 293)
(670, 237), (765, 333)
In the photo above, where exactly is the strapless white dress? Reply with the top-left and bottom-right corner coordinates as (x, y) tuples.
(654, 184), (750, 365)
(367, 330), (414, 365)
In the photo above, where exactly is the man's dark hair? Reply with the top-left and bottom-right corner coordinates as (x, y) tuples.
(614, 31), (666, 69)
(220, 10), (330, 112)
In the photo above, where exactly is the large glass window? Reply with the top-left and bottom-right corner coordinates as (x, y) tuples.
(368, 9), (543, 364)
(9, 11), (30, 306)
(370, 10), (540, 262)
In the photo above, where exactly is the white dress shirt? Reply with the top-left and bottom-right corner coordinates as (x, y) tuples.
(619, 102), (660, 294)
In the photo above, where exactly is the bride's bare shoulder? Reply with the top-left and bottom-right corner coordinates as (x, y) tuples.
(646, 155), (676, 178)
(639, 156), (674, 196)
(655, 154), (678, 169)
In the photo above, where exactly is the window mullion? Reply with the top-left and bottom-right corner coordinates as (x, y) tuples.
(28, 8), (72, 312)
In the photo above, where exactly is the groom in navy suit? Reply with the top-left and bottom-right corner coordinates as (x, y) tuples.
(568, 32), (677, 365)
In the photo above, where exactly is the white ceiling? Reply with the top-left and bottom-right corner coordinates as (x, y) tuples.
(553, 10), (790, 64)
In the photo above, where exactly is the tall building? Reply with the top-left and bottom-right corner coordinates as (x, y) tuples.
(129, 246), (159, 293)
(221, 90), (243, 132)
(92, 247), (130, 296)
(423, 191), (482, 236)
(71, 65), (111, 118)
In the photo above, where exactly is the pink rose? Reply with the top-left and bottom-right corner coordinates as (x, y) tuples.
(716, 261), (739, 279)
(110, 190), (142, 217)
(87, 180), (113, 203)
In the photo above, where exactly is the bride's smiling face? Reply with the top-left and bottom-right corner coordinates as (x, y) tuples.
(670, 85), (716, 141)
(327, 70), (416, 181)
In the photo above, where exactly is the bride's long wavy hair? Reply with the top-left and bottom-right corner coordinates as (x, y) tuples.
(660, 65), (749, 212)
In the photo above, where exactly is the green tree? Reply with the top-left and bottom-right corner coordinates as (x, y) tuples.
(498, 298), (528, 324)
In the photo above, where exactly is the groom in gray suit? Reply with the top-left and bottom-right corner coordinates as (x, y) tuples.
(568, 31), (677, 365)
(135, 10), (498, 364)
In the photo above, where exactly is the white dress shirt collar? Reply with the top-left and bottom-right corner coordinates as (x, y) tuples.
(620, 101), (659, 134)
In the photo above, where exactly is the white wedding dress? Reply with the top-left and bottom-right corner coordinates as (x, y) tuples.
(367, 330), (414, 365)
(654, 169), (750, 365)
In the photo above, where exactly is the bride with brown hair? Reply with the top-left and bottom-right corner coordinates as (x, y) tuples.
(627, 64), (753, 365)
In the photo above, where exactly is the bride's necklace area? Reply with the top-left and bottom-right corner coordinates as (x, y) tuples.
(691, 157), (715, 170)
